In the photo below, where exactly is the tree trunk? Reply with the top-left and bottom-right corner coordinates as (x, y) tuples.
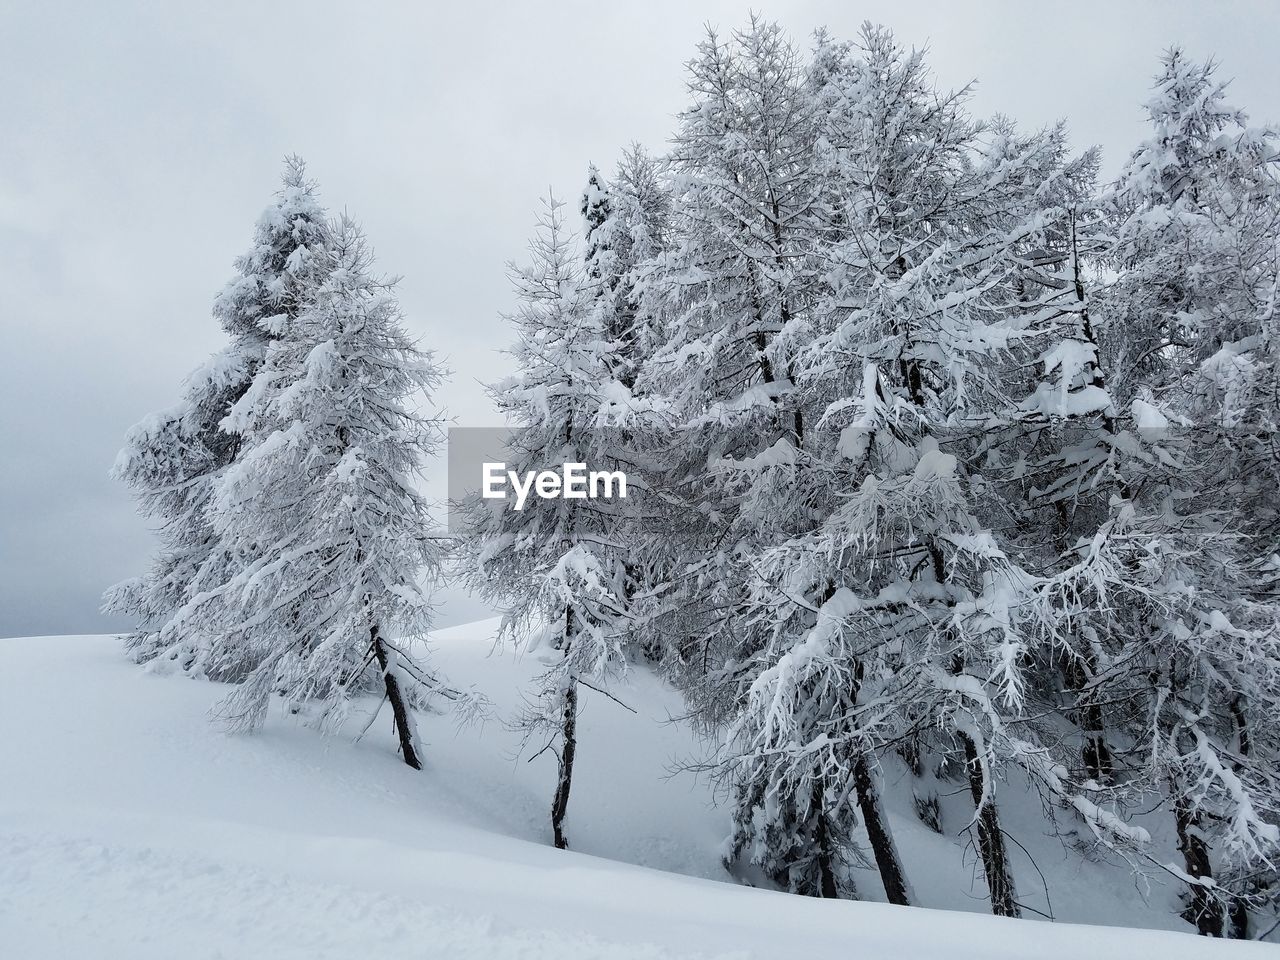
(1230, 695), (1250, 765)
(1227, 897), (1249, 940)
(959, 731), (1019, 917)
(1065, 654), (1113, 782)
(1174, 790), (1223, 936)
(1227, 696), (1250, 939)
(372, 626), (422, 771)
(550, 607), (579, 850)
(550, 675), (578, 850)
(853, 753), (913, 906)
(810, 778), (839, 899)
(1081, 720), (1113, 785)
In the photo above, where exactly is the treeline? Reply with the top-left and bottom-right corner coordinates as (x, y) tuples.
(111, 19), (1280, 939)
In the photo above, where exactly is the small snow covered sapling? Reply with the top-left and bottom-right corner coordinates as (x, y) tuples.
(460, 189), (646, 848)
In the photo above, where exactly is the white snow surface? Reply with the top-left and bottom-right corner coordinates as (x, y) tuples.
(0, 623), (1269, 959)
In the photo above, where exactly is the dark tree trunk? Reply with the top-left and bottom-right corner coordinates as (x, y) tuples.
(372, 626), (422, 771)
(550, 675), (578, 850)
(810, 778), (839, 899)
(1061, 654), (1112, 782)
(959, 732), (1019, 918)
(1065, 654), (1113, 782)
(1228, 898), (1249, 940)
(1174, 790), (1223, 937)
(1081, 724), (1113, 785)
(854, 753), (912, 906)
(1227, 696), (1251, 939)
(550, 607), (579, 850)
(1230, 695), (1250, 764)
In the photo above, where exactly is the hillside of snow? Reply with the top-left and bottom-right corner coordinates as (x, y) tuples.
(0, 622), (1271, 959)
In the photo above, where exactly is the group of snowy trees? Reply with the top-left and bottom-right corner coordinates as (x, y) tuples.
(108, 158), (467, 772)
(465, 21), (1280, 938)
(111, 18), (1279, 940)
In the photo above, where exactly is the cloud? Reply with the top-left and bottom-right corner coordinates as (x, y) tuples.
(2, 0), (1276, 636)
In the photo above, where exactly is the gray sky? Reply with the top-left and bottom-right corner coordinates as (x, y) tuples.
(2, 0), (1277, 638)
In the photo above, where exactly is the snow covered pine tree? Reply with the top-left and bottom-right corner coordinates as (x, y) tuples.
(1027, 51), (1280, 937)
(634, 19), (860, 900)
(461, 191), (651, 848)
(106, 157), (329, 680)
(114, 161), (461, 768)
(208, 214), (460, 769)
(723, 25), (1060, 915)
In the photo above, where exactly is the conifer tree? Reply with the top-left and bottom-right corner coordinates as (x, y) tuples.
(455, 22), (1280, 933)
(106, 158), (329, 678)
(461, 193), (650, 847)
(205, 215), (457, 769)
(632, 19), (845, 896)
(1033, 52), (1280, 936)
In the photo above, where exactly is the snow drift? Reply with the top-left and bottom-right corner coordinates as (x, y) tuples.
(0, 623), (1272, 958)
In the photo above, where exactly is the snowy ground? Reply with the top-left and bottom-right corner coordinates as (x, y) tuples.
(0, 624), (1271, 958)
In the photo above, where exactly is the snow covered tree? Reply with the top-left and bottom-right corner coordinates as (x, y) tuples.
(1101, 51), (1276, 407)
(183, 214), (457, 769)
(461, 193), (653, 848)
(1034, 52), (1280, 937)
(612, 143), (672, 292)
(581, 155), (666, 393)
(499, 20), (1280, 931)
(648, 16), (814, 455)
(729, 24), (1038, 913)
(994, 51), (1280, 937)
(1134, 52), (1280, 577)
(712, 25), (1147, 915)
(106, 157), (329, 679)
(579, 151), (675, 664)
(630, 18), (847, 897)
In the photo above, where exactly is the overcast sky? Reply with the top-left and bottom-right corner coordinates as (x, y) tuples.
(2, 0), (1277, 638)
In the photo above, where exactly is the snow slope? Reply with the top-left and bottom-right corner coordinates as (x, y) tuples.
(0, 624), (1270, 958)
